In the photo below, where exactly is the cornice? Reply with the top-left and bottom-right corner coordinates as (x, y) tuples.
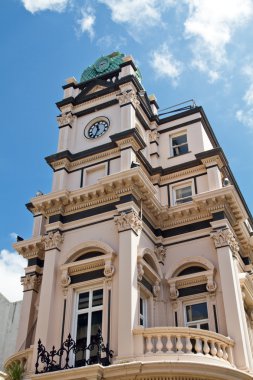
(26, 171), (250, 252)
(13, 236), (45, 260)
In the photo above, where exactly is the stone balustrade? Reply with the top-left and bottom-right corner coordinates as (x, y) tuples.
(133, 327), (234, 366)
(4, 347), (33, 375)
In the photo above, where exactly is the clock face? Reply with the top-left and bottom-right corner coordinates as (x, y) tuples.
(94, 57), (110, 73)
(86, 120), (109, 139)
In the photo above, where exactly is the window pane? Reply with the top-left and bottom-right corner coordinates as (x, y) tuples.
(140, 298), (143, 315)
(89, 310), (103, 362)
(186, 303), (208, 322)
(78, 292), (89, 310)
(76, 313), (88, 348)
(172, 135), (187, 146)
(176, 186), (192, 199)
(200, 323), (209, 330)
(92, 289), (103, 307)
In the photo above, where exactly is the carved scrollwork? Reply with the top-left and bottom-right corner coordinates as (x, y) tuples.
(104, 262), (115, 278)
(117, 89), (140, 108)
(42, 231), (64, 251)
(114, 211), (142, 235)
(137, 263), (144, 281)
(61, 269), (71, 288)
(169, 283), (179, 300)
(154, 245), (167, 264)
(21, 273), (41, 292)
(206, 276), (217, 294)
(210, 228), (239, 255)
(153, 280), (161, 297)
(57, 113), (75, 127)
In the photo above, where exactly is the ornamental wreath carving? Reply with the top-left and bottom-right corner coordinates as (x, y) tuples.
(210, 228), (239, 255)
(57, 113), (75, 127)
(117, 89), (140, 108)
(61, 269), (71, 288)
(169, 283), (179, 300)
(149, 130), (159, 143)
(21, 274), (41, 292)
(154, 245), (167, 264)
(114, 211), (142, 235)
(42, 231), (64, 250)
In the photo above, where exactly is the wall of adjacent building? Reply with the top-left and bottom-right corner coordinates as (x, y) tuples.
(0, 293), (22, 370)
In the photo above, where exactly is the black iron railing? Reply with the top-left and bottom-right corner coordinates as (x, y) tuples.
(35, 329), (113, 373)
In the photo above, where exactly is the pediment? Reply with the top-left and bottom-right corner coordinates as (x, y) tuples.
(75, 79), (112, 103)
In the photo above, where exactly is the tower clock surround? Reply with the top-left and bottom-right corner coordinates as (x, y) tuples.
(84, 116), (110, 139)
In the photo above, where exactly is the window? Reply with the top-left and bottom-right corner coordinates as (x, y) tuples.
(139, 297), (147, 327)
(174, 185), (192, 205)
(185, 301), (209, 330)
(74, 289), (103, 366)
(171, 133), (188, 156)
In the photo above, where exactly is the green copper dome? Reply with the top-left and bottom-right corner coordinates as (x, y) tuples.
(80, 52), (142, 83)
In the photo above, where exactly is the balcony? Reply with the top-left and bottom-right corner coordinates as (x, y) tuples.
(133, 327), (234, 367)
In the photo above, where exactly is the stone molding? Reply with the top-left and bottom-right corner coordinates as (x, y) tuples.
(57, 113), (75, 127)
(210, 228), (239, 255)
(42, 231), (64, 250)
(114, 210), (142, 235)
(117, 89), (140, 108)
(21, 273), (42, 292)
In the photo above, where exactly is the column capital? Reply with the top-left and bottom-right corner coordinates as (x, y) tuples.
(210, 227), (239, 255)
(117, 89), (140, 108)
(21, 273), (42, 292)
(42, 231), (64, 251)
(114, 210), (142, 235)
(57, 112), (76, 127)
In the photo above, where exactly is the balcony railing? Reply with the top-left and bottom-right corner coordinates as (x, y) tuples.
(35, 329), (113, 374)
(133, 327), (234, 366)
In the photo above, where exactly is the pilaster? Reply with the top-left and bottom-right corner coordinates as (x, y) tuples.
(33, 231), (64, 364)
(114, 209), (142, 359)
(210, 225), (253, 370)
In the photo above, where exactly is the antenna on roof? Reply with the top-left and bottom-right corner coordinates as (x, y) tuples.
(158, 99), (197, 117)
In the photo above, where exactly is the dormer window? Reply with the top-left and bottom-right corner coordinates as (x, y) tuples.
(171, 133), (189, 156)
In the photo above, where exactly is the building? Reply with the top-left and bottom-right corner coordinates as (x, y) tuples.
(0, 293), (21, 370)
(5, 52), (253, 380)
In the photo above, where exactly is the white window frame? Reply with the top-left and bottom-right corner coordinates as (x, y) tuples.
(184, 299), (209, 330)
(139, 296), (147, 327)
(72, 286), (104, 362)
(170, 131), (189, 157)
(171, 180), (194, 206)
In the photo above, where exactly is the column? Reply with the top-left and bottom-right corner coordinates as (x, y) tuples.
(32, 231), (64, 363)
(211, 226), (253, 370)
(206, 164), (222, 190)
(118, 88), (139, 132)
(114, 209), (142, 359)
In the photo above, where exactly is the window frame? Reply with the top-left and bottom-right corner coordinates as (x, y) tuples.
(171, 180), (194, 206)
(184, 299), (209, 330)
(170, 132), (189, 157)
(72, 283), (105, 363)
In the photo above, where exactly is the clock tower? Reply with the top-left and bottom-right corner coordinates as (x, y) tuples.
(8, 52), (253, 380)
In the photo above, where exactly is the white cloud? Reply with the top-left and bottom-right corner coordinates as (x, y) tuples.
(96, 35), (127, 50)
(150, 44), (183, 86)
(22, 0), (69, 13)
(236, 64), (253, 130)
(99, 0), (176, 34)
(77, 7), (96, 38)
(0, 249), (27, 302)
(184, 0), (253, 81)
(10, 232), (18, 241)
(236, 109), (253, 131)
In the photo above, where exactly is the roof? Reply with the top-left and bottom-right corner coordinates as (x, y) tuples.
(80, 52), (125, 83)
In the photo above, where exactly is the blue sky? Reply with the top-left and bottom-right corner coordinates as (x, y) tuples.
(1, 0), (253, 301)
